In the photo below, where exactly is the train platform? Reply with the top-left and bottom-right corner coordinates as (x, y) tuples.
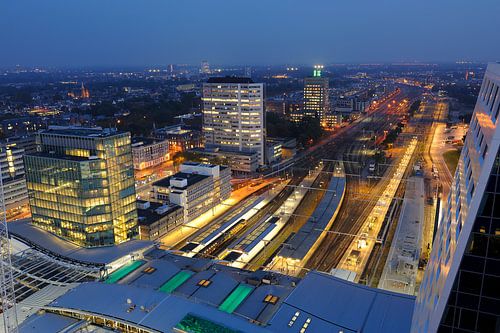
(268, 163), (346, 275)
(223, 166), (323, 268)
(378, 176), (425, 295)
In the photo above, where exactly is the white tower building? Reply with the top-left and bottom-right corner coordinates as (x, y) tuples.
(412, 63), (500, 332)
(202, 77), (265, 166)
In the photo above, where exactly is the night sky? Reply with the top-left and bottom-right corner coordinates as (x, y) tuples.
(1, 0), (499, 67)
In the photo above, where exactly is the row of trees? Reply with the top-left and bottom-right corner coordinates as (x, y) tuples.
(76, 93), (200, 136)
(266, 112), (324, 147)
(172, 150), (229, 170)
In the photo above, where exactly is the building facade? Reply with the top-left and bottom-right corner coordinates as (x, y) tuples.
(190, 148), (260, 174)
(265, 139), (283, 165)
(0, 142), (29, 216)
(137, 200), (184, 241)
(152, 162), (231, 222)
(131, 137), (169, 170)
(202, 77), (265, 166)
(304, 66), (329, 124)
(154, 125), (203, 154)
(412, 63), (500, 333)
(24, 126), (138, 247)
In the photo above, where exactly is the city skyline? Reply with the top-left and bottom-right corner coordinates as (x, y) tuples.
(1, 0), (499, 67)
(1, 1), (499, 329)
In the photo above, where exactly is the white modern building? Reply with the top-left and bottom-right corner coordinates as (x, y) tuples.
(202, 77), (265, 166)
(412, 63), (500, 332)
(152, 162), (231, 222)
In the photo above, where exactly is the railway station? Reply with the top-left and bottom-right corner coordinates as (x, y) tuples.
(269, 163), (346, 276)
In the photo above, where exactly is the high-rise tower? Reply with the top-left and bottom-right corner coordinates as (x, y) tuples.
(412, 63), (500, 332)
(202, 77), (265, 165)
(304, 65), (329, 124)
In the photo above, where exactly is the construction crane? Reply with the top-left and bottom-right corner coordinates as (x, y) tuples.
(0, 160), (18, 332)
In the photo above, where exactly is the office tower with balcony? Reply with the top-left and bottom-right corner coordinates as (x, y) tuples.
(202, 77), (265, 166)
(304, 65), (329, 124)
(412, 63), (500, 332)
(24, 126), (138, 247)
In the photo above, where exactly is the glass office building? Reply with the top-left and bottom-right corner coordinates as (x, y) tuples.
(412, 63), (500, 332)
(24, 127), (138, 247)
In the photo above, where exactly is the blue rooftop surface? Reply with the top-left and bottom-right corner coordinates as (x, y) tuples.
(19, 312), (78, 333)
(46, 282), (270, 333)
(18, 248), (414, 333)
(236, 284), (290, 323)
(278, 175), (346, 261)
(268, 271), (415, 333)
(176, 270), (240, 306)
(125, 259), (181, 289)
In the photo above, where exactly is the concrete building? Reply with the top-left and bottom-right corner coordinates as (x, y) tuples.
(284, 98), (305, 123)
(304, 65), (329, 124)
(265, 139), (283, 164)
(152, 162), (231, 222)
(191, 148), (260, 174)
(323, 112), (343, 128)
(288, 107), (316, 124)
(202, 77), (265, 166)
(4, 135), (37, 154)
(137, 200), (184, 241)
(280, 137), (297, 159)
(24, 126), (138, 247)
(154, 124), (202, 154)
(0, 142), (29, 217)
(412, 63), (500, 333)
(131, 137), (169, 170)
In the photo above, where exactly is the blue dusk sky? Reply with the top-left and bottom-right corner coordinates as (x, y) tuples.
(1, 0), (499, 67)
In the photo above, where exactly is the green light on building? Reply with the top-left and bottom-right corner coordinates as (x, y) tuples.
(176, 314), (242, 333)
(218, 284), (253, 314)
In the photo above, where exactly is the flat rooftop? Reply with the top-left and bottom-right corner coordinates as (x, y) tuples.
(268, 271), (415, 333)
(35, 282), (270, 333)
(25, 151), (95, 162)
(8, 219), (154, 266)
(138, 202), (183, 226)
(153, 172), (209, 189)
(17, 248), (416, 333)
(41, 126), (126, 138)
(194, 147), (258, 157)
(131, 136), (165, 147)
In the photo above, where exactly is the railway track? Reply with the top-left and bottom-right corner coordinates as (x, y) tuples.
(178, 87), (421, 268)
(303, 89), (421, 274)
